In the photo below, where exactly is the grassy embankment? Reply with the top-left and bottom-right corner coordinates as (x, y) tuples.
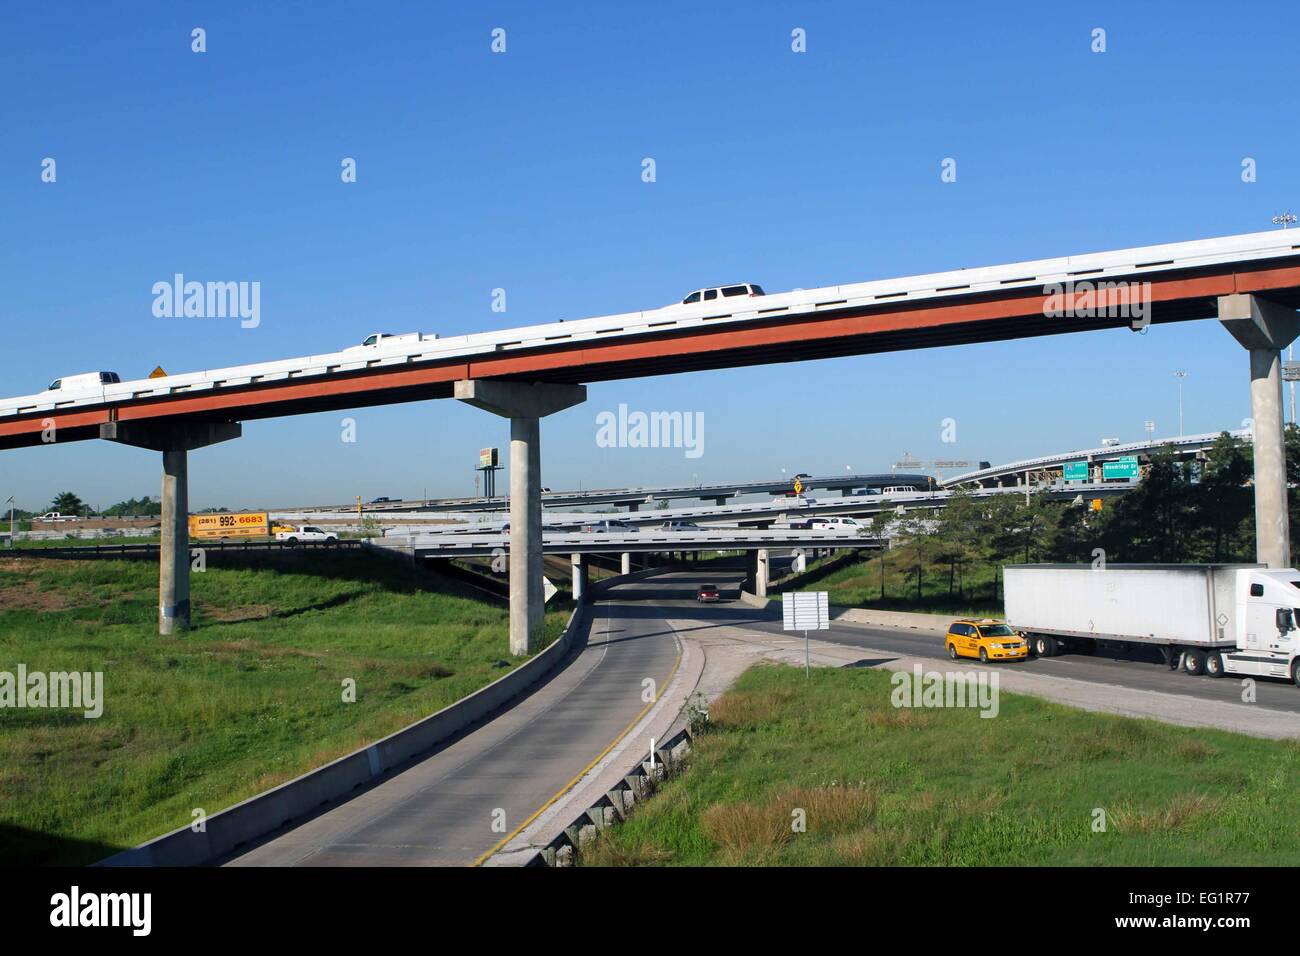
(768, 542), (1004, 619)
(584, 664), (1300, 866)
(0, 552), (571, 866)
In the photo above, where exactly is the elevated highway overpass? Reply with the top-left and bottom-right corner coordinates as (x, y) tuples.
(4, 229), (1300, 449)
(286, 480), (1135, 532)
(291, 471), (935, 515)
(6, 228), (1298, 649)
(944, 429), (1251, 488)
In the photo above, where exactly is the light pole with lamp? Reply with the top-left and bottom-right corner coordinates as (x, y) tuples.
(1276, 215), (1298, 424)
(1174, 370), (1187, 436)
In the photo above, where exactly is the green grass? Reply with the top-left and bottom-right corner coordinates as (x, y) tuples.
(775, 544), (1003, 618)
(9, 535), (162, 549)
(0, 553), (571, 865)
(583, 664), (1300, 866)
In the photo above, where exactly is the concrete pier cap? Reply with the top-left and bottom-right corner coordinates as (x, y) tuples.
(453, 380), (587, 420)
(455, 379), (586, 655)
(1218, 294), (1300, 569)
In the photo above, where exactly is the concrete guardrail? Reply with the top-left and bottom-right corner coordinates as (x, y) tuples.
(529, 727), (693, 867)
(99, 600), (592, 866)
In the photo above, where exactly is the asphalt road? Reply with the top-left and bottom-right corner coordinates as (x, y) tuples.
(673, 569), (1300, 717)
(222, 576), (682, 866)
(224, 568), (1298, 866)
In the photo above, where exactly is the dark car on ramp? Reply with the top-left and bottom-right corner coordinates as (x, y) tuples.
(697, 583), (721, 603)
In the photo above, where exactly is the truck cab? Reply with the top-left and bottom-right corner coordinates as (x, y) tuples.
(1229, 568), (1300, 682)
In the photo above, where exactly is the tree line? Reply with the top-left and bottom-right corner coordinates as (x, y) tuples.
(870, 429), (1300, 602)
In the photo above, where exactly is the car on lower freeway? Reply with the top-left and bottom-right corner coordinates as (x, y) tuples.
(772, 495), (815, 507)
(945, 619), (1028, 663)
(582, 519), (638, 533)
(696, 583), (721, 603)
(274, 525), (339, 544)
(661, 520), (700, 531)
(808, 516), (863, 531)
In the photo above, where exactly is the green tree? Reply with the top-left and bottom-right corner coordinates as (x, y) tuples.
(102, 496), (161, 517)
(1193, 432), (1253, 561)
(49, 492), (88, 516)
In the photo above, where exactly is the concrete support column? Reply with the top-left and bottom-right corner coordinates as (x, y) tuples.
(570, 552), (587, 602)
(713, 497), (726, 507)
(620, 552), (632, 575)
(755, 548), (769, 598)
(511, 415), (544, 647)
(456, 379), (586, 655)
(744, 550), (759, 593)
(1219, 294), (1300, 569)
(100, 420), (241, 636)
(1250, 348), (1290, 568)
(160, 449), (189, 634)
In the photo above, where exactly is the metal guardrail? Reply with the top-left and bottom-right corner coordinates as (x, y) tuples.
(4, 539), (366, 559)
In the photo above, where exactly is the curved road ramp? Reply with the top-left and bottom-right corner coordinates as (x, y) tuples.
(100, 565), (1300, 867)
(97, 602), (593, 867)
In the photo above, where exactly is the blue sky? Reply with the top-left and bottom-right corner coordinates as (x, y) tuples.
(2, 0), (1298, 511)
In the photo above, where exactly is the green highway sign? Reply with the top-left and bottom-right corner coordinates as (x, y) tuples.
(1102, 456), (1140, 480)
(1062, 460), (1089, 481)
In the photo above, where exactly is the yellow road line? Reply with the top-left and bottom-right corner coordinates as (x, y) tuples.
(471, 627), (683, 867)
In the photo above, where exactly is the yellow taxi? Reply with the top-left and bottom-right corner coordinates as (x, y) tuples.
(945, 619), (1029, 663)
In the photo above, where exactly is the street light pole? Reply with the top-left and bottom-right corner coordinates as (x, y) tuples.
(5, 496), (13, 549)
(1174, 370), (1187, 437)
(1291, 345), (1296, 427)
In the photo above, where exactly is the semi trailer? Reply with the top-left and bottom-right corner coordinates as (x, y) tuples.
(1003, 564), (1300, 686)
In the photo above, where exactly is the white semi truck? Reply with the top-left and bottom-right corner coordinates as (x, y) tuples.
(1003, 564), (1300, 686)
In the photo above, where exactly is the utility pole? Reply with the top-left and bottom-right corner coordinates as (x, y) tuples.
(1174, 370), (1187, 436)
(4, 496), (13, 549)
(1272, 216), (1296, 425)
(1290, 345), (1298, 428)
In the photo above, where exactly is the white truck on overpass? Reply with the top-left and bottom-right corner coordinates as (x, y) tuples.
(1004, 564), (1300, 686)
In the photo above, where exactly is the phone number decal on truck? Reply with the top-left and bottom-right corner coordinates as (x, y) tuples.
(188, 512), (269, 538)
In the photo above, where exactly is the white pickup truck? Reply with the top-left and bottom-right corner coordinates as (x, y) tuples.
(274, 525), (339, 544)
(1004, 563), (1300, 686)
(345, 332), (437, 351)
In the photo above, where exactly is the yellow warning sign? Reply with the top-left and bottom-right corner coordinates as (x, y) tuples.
(793, 478), (804, 495)
(1090, 499), (1103, 512)
(149, 366), (168, 379)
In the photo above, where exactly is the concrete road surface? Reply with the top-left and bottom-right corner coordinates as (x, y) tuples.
(222, 576), (684, 866)
(224, 568), (1299, 867)
(650, 569), (1300, 717)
